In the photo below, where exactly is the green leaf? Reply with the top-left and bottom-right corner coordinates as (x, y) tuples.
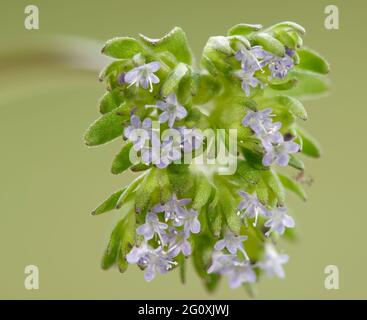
(102, 37), (145, 59)
(228, 35), (251, 49)
(267, 69), (330, 100)
(254, 179), (269, 204)
(99, 60), (129, 81)
(134, 169), (161, 213)
(101, 210), (136, 270)
(227, 23), (263, 36)
(262, 169), (286, 205)
(111, 142), (133, 174)
(99, 89), (123, 114)
(267, 21), (306, 35)
(192, 233), (220, 292)
(297, 47), (330, 74)
(205, 36), (234, 56)
(139, 27), (193, 64)
(192, 73), (220, 105)
(273, 95), (308, 120)
(290, 31), (303, 49)
(296, 126), (322, 158)
(84, 105), (129, 146)
(92, 188), (125, 215)
(161, 63), (188, 97)
(278, 173), (307, 201)
(130, 163), (151, 172)
(288, 154), (305, 171)
(268, 78), (298, 91)
(167, 165), (194, 196)
(116, 172), (148, 209)
(220, 186), (241, 234)
(193, 176), (213, 211)
(250, 33), (285, 57)
(242, 148), (267, 170)
(236, 160), (261, 185)
(206, 206), (222, 238)
(273, 29), (297, 49)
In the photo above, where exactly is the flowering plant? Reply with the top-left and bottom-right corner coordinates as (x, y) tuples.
(84, 22), (330, 293)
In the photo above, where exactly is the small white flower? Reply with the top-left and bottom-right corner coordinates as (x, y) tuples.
(257, 243), (289, 278)
(265, 207), (295, 236)
(237, 191), (268, 226)
(214, 229), (249, 260)
(125, 60), (160, 92)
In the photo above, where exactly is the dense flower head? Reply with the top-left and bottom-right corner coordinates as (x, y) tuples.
(89, 22), (329, 292)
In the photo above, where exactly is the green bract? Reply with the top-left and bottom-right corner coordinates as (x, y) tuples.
(84, 22), (330, 293)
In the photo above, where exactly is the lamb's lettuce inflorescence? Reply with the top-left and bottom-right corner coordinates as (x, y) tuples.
(85, 22), (330, 294)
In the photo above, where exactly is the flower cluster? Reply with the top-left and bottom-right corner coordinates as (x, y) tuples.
(237, 190), (295, 237)
(234, 45), (295, 97)
(208, 230), (289, 288)
(123, 92), (203, 169)
(87, 22), (330, 293)
(126, 194), (200, 281)
(242, 108), (300, 167)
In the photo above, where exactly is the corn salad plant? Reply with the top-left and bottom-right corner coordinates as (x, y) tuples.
(84, 21), (330, 293)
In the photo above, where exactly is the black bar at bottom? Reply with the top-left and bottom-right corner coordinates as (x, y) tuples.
(0, 300), (365, 318)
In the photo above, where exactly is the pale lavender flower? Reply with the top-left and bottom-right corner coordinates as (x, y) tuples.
(214, 229), (249, 260)
(264, 207), (295, 237)
(257, 121), (284, 149)
(258, 243), (289, 278)
(139, 131), (161, 165)
(152, 194), (191, 222)
(124, 61), (160, 92)
(154, 93), (188, 128)
(124, 115), (153, 151)
(208, 251), (237, 274)
(235, 46), (271, 71)
(167, 229), (192, 258)
(127, 244), (175, 281)
(237, 191), (268, 226)
(226, 260), (256, 288)
(208, 252), (256, 288)
(154, 136), (182, 168)
(262, 137), (300, 167)
(175, 208), (201, 235)
(268, 54), (294, 80)
(136, 212), (168, 244)
(241, 108), (273, 134)
(177, 127), (203, 153)
(242, 108), (284, 149)
(126, 241), (150, 264)
(235, 69), (263, 97)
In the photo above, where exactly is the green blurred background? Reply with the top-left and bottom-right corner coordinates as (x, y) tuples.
(1, 0), (366, 299)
